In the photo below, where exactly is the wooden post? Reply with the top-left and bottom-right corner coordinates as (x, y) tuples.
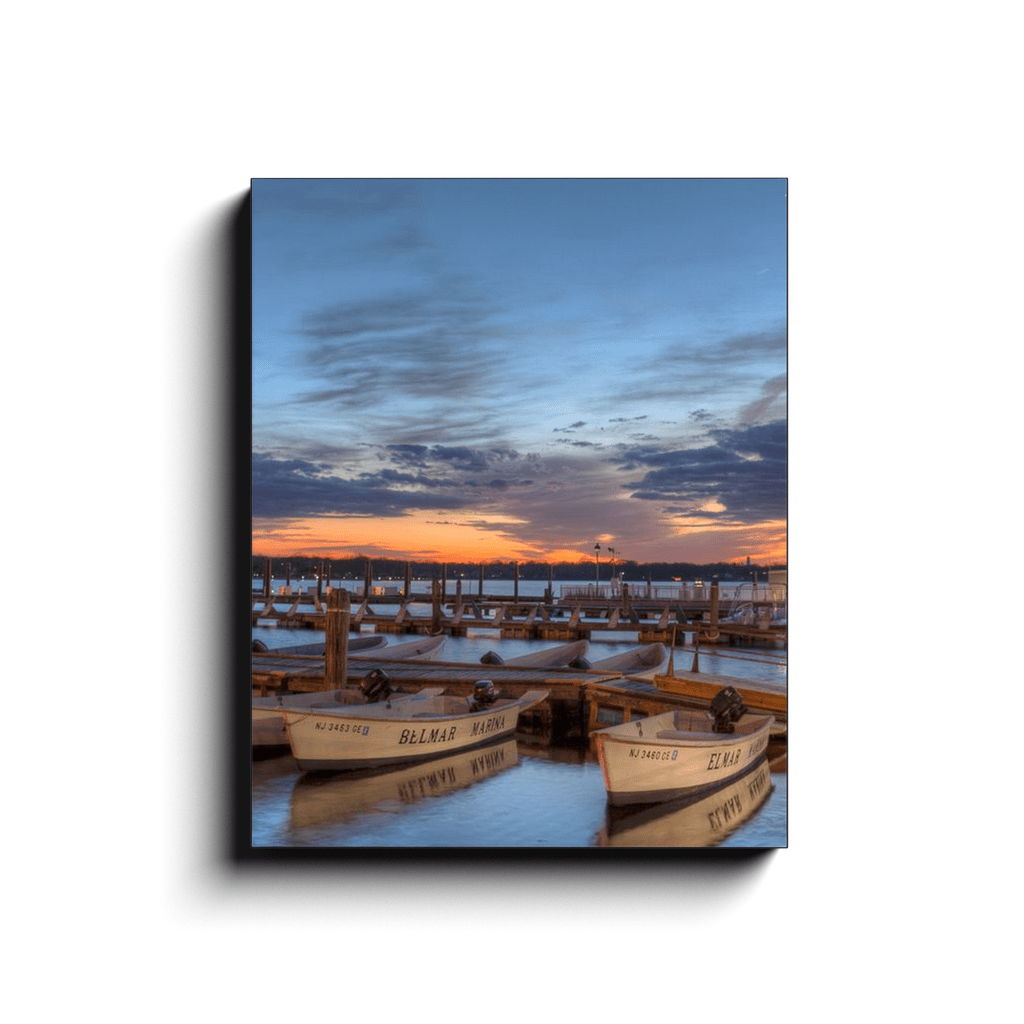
(404, 561), (411, 599)
(263, 558), (271, 598)
(316, 560), (323, 600)
(364, 559), (372, 598)
(544, 564), (553, 603)
(710, 576), (719, 630)
(431, 579), (442, 632)
(441, 563), (447, 601)
(667, 627), (676, 675)
(479, 563), (485, 597)
(286, 561), (292, 589)
(324, 588), (350, 692)
(513, 561), (519, 601)
(621, 582), (629, 614)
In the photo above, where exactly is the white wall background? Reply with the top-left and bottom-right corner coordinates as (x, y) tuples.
(4, 3), (1018, 1020)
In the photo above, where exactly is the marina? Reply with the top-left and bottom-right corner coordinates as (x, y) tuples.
(251, 565), (787, 648)
(251, 577), (787, 848)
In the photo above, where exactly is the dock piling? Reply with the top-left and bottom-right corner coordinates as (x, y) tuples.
(324, 588), (350, 690)
(432, 579), (442, 632)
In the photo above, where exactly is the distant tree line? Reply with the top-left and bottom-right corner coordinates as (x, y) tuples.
(250, 554), (785, 582)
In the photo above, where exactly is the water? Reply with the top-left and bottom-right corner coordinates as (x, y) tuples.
(250, 579), (787, 849)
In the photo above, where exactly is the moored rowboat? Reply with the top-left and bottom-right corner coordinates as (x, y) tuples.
(252, 635), (388, 655)
(578, 643), (668, 674)
(281, 686), (549, 772)
(480, 639), (588, 668)
(351, 634), (447, 661)
(594, 687), (775, 806)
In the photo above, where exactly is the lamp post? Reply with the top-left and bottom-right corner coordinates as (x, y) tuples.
(594, 543), (601, 585)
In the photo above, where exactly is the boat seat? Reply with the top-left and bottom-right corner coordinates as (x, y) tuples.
(655, 729), (713, 740)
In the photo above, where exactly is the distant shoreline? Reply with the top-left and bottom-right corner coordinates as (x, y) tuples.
(250, 555), (786, 582)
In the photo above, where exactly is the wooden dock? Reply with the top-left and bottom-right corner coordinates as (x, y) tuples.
(252, 652), (787, 743)
(650, 669), (787, 722)
(252, 592), (785, 647)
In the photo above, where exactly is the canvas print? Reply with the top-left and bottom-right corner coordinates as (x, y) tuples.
(250, 178), (787, 850)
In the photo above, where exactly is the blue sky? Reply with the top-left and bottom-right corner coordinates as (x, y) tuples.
(252, 178), (786, 564)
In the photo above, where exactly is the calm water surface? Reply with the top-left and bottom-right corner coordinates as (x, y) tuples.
(251, 580), (787, 849)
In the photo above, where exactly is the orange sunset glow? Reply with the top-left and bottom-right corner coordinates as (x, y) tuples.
(252, 512), (787, 566)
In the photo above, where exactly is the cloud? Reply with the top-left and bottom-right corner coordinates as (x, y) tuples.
(736, 373), (787, 426)
(611, 420), (787, 524)
(293, 282), (510, 415)
(252, 453), (471, 519)
(599, 325), (787, 412)
(385, 443), (523, 472)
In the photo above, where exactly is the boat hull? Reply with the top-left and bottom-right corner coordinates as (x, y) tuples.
(282, 690), (548, 772)
(595, 710), (775, 806)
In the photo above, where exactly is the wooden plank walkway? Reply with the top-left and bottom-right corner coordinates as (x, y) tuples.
(651, 669), (787, 722)
(585, 676), (788, 744)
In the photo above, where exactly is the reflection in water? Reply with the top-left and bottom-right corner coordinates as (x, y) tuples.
(289, 738), (519, 831)
(596, 757), (774, 847)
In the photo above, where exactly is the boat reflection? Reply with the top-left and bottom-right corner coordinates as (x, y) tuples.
(595, 756), (773, 847)
(289, 738), (519, 830)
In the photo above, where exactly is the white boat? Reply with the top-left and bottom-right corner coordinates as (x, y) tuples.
(281, 684), (549, 771)
(252, 634), (445, 661)
(252, 683), (444, 748)
(593, 686), (775, 806)
(252, 635), (388, 655)
(574, 643), (668, 674)
(351, 634), (447, 660)
(480, 639), (588, 668)
(596, 756), (774, 847)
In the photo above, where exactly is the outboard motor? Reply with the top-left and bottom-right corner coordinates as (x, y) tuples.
(470, 679), (498, 711)
(480, 651), (505, 665)
(360, 668), (393, 704)
(252, 639), (269, 652)
(710, 685), (748, 734)
(569, 655), (592, 670)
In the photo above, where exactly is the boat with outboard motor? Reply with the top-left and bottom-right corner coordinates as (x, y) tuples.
(280, 678), (549, 772)
(594, 686), (775, 806)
